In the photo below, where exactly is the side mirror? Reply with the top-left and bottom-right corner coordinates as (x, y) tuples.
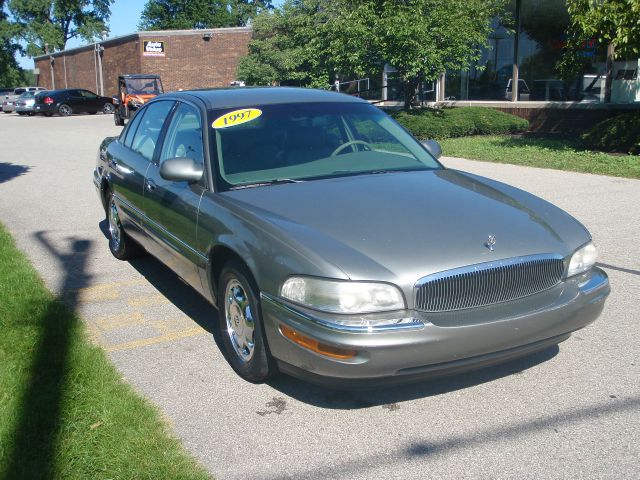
(421, 139), (442, 159)
(159, 157), (203, 183)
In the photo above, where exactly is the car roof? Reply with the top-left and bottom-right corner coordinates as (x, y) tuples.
(163, 87), (366, 110)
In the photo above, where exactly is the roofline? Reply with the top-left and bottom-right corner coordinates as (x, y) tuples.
(33, 26), (252, 61)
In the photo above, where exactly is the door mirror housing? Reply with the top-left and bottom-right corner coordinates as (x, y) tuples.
(159, 157), (204, 183)
(421, 139), (442, 159)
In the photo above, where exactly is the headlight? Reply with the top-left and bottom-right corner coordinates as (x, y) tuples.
(280, 277), (405, 314)
(567, 242), (598, 277)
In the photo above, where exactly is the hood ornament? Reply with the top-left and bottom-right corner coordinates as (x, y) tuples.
(485, 235), (496, 251)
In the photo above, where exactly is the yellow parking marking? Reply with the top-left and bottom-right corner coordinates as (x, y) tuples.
(94, 312), (146, 331)
(127, 293), (170, 308)
(104, 326), (207, 352)
(74, 279), (147, 303)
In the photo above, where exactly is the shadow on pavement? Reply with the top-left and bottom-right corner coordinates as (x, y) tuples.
(268, 345), (559, 409)
(4, 232), (92, 479)
(0, 162), (30, 184)
(260, 394), (640, 480)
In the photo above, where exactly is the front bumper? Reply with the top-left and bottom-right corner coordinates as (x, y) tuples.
(261, 267), (609, 386)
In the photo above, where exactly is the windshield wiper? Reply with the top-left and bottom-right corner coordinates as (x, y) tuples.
(229, 178), (305, 190)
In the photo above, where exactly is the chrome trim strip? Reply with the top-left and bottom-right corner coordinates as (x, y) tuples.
(260, 292), (425, 333)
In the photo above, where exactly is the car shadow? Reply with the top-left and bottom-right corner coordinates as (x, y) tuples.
(0, 162), (30, 184)
(267, 345), (560, 409)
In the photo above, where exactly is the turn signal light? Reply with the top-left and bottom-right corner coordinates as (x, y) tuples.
(44, 97), (54, 105)
(279, 324), (357, 360)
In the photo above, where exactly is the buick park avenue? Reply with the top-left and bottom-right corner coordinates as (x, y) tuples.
(93, 88), (609, 386)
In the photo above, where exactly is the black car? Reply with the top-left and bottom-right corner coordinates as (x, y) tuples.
(34, 89), (115, 117)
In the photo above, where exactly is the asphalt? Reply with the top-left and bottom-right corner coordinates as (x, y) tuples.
(0, 113), (638, 479)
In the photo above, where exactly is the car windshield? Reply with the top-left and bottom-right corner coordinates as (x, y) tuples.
(210, 102), (440, 189)
(124, 78), (162, 95)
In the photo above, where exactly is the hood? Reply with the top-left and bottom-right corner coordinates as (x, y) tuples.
(222, 169), (589, 285)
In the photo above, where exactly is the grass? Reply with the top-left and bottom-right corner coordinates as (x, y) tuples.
(440, 135), (640, 179)
(0, 224), (210, 480)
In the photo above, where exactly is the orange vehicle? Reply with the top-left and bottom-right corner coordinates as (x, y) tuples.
(114, 74), (164, 126)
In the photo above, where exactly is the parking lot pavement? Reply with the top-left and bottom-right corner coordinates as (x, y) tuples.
(1, 113), (638, 479)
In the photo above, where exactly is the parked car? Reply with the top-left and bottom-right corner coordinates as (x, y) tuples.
(94, 88), (609, 386)
(34, 89), (115, 117)
(15, 91), (41, 116)
(2, 87), (46, 113)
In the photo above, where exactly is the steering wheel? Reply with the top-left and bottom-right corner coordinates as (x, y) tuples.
(331, 140), (373, 156)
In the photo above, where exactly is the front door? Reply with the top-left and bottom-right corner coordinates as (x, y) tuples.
(109, 100), (175, 243)
(143, 101), (207, 291)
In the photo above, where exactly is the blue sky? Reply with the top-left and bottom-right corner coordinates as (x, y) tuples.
(18, 0), (147, 68)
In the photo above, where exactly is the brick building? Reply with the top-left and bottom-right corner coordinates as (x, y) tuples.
(33, 27), (252, 96)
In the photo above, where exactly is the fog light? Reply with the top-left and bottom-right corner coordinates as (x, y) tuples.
(279, 325), (357, 359)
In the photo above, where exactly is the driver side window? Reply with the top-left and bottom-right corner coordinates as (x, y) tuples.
(160, 103), (203, 165)
(130, 101), (174, 161)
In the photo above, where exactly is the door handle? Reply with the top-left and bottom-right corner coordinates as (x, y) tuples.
(145, 179), (156, 191)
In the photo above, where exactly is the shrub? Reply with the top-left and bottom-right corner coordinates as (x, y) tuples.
(581, 112), (640, 155)
(391, 107), (529, 140)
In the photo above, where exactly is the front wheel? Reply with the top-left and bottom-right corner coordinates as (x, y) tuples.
(217, 261), (276, 382)
(114, 112), (125, 126)
(58, 104), (72, 116)
(106, 193), (143, 260)
(103, 103), (114, 114)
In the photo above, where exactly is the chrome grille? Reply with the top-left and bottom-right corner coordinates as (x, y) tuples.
(415, 254), (565, 312)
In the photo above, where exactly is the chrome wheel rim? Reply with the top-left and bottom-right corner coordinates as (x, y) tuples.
(59, 105), (71, 116)
(108, 199), (121, 250)
(103, 103), (113, 114)
(224, 279), (255, 363)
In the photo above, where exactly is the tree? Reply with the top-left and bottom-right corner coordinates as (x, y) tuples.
(8, 0), (114, 56)
(565, 0), (640, 102)
(138, 0), (272, 31)
(237, 1), (328, 87)
(237, 0), (507, 108)
(0, 0), (27, 86)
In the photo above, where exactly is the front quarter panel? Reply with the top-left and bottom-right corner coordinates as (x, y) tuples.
(196, 191), (350, 301)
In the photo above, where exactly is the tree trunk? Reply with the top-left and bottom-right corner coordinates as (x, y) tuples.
(403, 77), (418, 110)
(604, 42), (615, 103)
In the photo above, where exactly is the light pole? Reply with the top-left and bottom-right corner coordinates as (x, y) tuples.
(96, 30), (108, 96)
(45, 42), (55, 90)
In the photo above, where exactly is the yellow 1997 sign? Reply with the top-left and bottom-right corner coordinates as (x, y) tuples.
(212, 108), (262, 129)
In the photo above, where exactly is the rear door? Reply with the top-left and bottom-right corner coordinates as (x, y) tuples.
(108, 100), (175, 244)
(142, 101), (207, 290)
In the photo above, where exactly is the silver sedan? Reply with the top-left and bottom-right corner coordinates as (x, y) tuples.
(93, 88), (609, 386)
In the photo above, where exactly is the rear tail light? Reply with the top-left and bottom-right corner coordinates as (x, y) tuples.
(44, 97), (54, 105)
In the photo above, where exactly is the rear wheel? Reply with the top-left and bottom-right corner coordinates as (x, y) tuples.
(217, 261), (276, 383)
(106, 192), (143, 260)
(58, 104), (72, 116)
(114, 112), (125, 126)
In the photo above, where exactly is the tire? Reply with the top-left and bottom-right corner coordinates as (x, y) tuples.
(44, 112), (53, 117)
(28, 112), (35, 116)
(58, 104), (72, 116)
(114, 112), (125, 126)
(17, 112), (25, 116)
(106, 192), (143, 260)
(103, 103), (114, 114)
(217, 260), (276, 383)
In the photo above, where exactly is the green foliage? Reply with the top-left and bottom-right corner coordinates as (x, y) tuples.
(8, 0), (114, 56)
(0, 0), (27, 86)
(441, 135), (640, 179)
(566, 0), (640, 56)
(581, 113), (640, 155)
(237, 1), (328, 87)
(0, 223), (211, 479)
(237, 0), (507, 107)
(138, 0), (272, 30)
(392, 107), (529, 140)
